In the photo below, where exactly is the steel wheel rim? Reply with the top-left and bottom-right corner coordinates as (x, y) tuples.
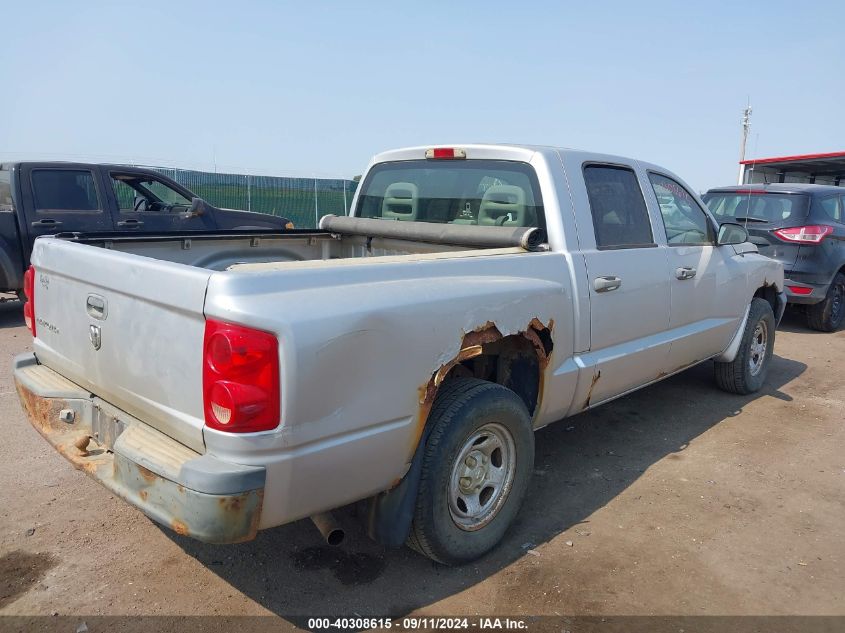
(448, 422), (516, 532)
(748, 319), (768, 377)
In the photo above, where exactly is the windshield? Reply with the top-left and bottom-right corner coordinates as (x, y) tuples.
(702, 191), (809, 224)
(355, 160), (544, 229)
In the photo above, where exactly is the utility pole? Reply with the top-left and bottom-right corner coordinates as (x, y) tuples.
(737, 102), (752, 184)
(314, 177), (319, 227)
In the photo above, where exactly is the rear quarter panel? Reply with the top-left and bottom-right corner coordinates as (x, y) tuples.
(202, 250), (574, 527)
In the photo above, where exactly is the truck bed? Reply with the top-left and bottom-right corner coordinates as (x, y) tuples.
(29, 222), (546, 454)
(56, 229), (467, 269)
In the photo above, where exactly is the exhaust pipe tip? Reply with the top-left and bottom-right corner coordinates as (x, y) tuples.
(325, 527), (345, 547)
(311, 512), (345, 547)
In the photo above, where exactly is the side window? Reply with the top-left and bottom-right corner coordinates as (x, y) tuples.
(145, 179), (191, 205)
(110, 174), (191, 213)
(31, 170), (101, 213)
(112, 178), (138, 210)
(819, 196), (842, 222)
(583, 164), (654, 249)
(649, 173), (714, 245)
(0, 170), (12, 211)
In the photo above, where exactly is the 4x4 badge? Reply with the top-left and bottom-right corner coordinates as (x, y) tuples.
(89, 325), (101, 350)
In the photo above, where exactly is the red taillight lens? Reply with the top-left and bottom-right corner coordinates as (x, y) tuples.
(203, 319), (280, 433)
(22, 266), (36, 337)
(787, 285), (814, 296)
(773, 225), (833, 244)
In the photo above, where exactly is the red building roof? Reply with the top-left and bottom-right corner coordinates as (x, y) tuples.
(740, 151), (845, 166)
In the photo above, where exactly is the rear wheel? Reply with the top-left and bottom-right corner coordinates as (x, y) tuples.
(807, 273), (845, 332)
(408, 377), (534, 565)
(714, 298), (775, 395)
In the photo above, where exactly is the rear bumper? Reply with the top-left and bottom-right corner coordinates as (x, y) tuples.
(784, 276), (828, 305)
(13, 353), (265, 544)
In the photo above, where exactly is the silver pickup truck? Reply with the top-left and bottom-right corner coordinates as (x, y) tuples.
(14, 144), (785, 565)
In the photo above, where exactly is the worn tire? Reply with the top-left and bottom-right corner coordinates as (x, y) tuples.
(407, 377), (534, 565)
(714, 298), (776, 395)
(806, 273), (845, 332)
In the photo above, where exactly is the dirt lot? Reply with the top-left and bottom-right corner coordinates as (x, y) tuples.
(1, 298), (843, 628)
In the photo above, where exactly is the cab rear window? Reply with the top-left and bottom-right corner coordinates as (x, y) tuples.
(355, 160), (544, 229)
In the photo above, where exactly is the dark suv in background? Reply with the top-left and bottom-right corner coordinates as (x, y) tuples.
(702, 184), (845, 332)
(0, 162), (292, 298)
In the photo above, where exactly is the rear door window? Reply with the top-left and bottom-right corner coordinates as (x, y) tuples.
(31, 169), (101, 213)
(583, 164), (654, 249)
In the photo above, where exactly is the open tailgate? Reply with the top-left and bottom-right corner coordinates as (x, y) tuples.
(30, 238), (211, 452)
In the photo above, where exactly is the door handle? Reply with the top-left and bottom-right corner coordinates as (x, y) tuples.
(675, 266), (697, 280)
(593, 276), (622, 293)
(117, 219), (144, 228)
(32, 218), (63, 228)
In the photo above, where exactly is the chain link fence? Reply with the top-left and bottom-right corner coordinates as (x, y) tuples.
(141, 166), (357, 228)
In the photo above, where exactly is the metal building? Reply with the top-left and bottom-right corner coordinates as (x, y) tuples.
(740, 151), (845, 186)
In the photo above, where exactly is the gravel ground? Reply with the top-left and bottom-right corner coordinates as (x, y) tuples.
(0, 299), (843, 629)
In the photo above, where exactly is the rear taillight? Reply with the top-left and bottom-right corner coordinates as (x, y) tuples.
(22, 266), (36, 337)
(773, 225), (833, 244)
(203, 319), (280, 433)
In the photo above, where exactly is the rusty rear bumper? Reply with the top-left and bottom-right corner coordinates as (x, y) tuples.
(13, 353), (265, 544)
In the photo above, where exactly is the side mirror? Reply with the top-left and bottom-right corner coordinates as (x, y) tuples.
(717, 222), (748, 246)
(182, 197), (207, 219)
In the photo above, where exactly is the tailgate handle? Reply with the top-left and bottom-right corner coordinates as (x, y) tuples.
(86, 294), (108, 320)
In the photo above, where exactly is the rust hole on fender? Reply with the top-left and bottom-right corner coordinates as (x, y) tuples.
(413, 318), (554, 459)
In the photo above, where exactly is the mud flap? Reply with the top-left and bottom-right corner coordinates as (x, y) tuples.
(366, 423), (434, 548)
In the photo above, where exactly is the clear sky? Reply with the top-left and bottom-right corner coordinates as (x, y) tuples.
(1, 1), (842, 190)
